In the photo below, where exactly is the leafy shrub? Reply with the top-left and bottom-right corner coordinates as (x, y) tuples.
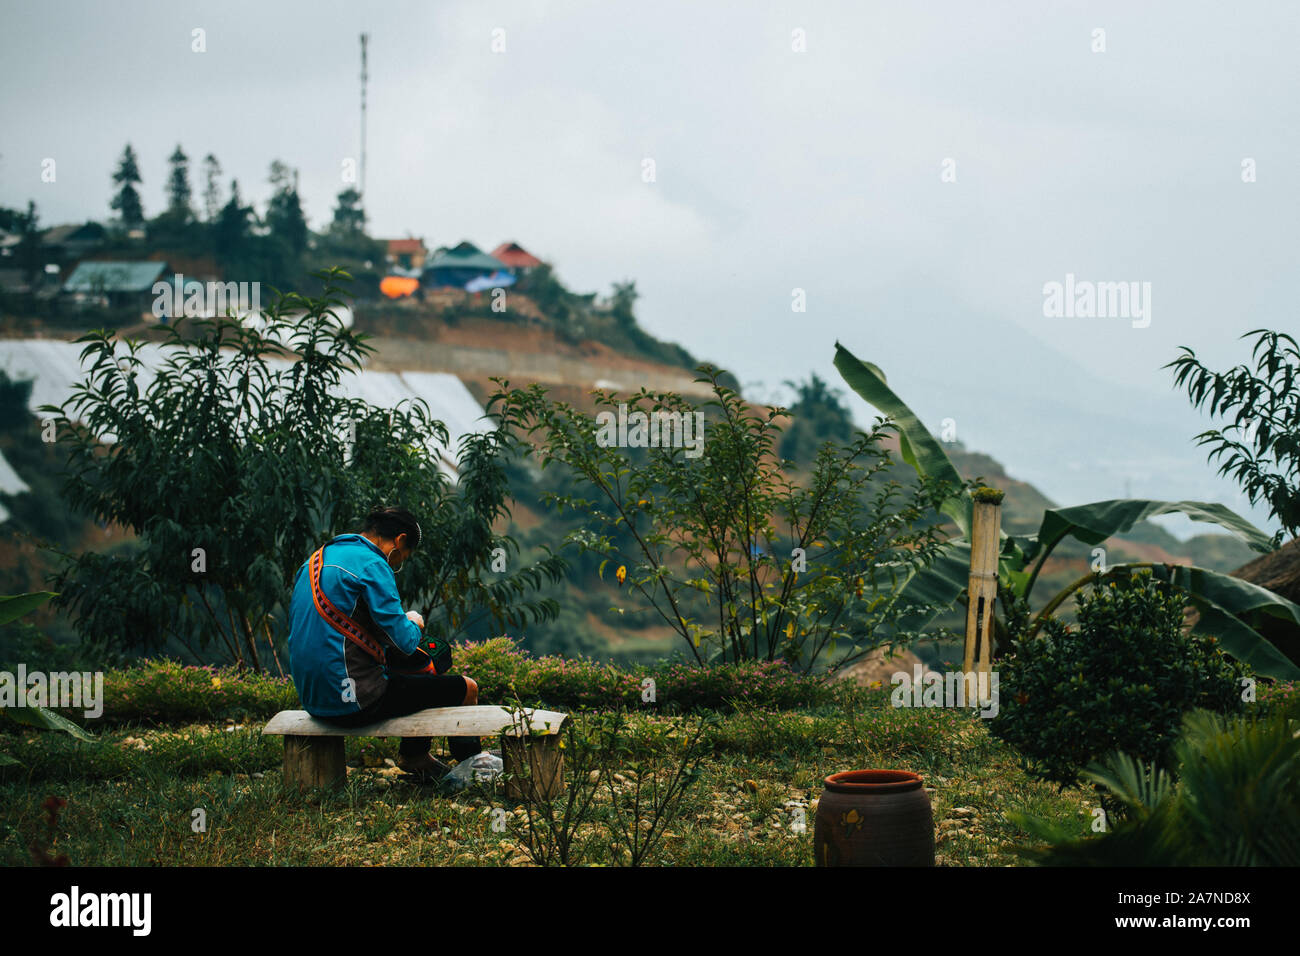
(457, 636), (835, 711)
(651, 658), (834, 711)
(1013, 708), (1300, 865)
(1257, 679), (1300, 720)
(1168, 328), (1300, 545)
(44, 272), (562, 669)
(494, 369), (957, 672)
(37, 638), (834, 728)
(991, 569), (1248, 784)
(85, 661), (298, 727)
(0, 724), (281, 783)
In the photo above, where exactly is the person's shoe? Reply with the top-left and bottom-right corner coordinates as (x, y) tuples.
(395, 752), (453, 783)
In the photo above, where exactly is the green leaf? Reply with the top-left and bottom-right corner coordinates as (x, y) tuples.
(1034, 499), (1273, 562)
(3, 704), (96, 742)
(0, 592), (57, 627)
(833, 342), (969, 534)
(1145, 563), (1300, 680)
(893, 540), (972, 632)
(0, 753), (20, 768)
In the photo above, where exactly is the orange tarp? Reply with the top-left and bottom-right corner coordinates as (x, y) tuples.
(380, 275), (420, 298)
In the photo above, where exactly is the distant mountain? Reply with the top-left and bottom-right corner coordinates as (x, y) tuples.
(942, 441), (1256, 591)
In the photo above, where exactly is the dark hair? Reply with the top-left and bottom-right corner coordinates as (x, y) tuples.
(363, 507), (421, 550)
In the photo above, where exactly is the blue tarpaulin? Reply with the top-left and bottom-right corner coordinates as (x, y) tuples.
(464, 271), (517, 292)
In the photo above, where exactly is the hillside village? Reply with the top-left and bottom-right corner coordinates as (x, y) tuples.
(0, 149), (1266, 664)
(0, 240), (1261, 668)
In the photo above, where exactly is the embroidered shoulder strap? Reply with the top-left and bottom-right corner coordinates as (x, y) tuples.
(309, 546), (386, 664)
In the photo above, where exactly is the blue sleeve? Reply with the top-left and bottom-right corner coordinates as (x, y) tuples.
(359, 558), (424, 655)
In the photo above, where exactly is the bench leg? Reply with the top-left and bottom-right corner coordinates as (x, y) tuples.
(282, 735), (346, 791)
(501, 734), (565, 802)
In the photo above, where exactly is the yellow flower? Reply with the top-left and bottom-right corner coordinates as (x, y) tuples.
(211, 677), (222, 689)
(616, 565), (627, 586)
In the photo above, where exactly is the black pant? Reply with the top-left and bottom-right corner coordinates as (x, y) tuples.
(318, 672), (482, 761)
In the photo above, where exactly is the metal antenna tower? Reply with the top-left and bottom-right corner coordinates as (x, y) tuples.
(360, 33), (369, 205)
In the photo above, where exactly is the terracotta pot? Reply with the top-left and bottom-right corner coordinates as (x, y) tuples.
(813, 769), (935, 866)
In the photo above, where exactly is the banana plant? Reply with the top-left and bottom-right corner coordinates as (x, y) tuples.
(0, 591), (95, 743)
(833, 341), (1300, 679)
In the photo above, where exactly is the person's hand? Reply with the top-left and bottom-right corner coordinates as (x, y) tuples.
(406, 610), (425, 630)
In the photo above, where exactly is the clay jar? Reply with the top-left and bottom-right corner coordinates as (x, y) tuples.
(813, 769), (935, 866)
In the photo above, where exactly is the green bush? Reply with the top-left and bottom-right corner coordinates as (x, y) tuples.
(44, 273), (563, 668)
(457, 636), (835, 712)
(1258, 679), (1300, 720)
(93, 660), (298, 726)
(991, 569), (1248, 785)
(1013, 708), (1300, 865)
(37, 638), (835, 728)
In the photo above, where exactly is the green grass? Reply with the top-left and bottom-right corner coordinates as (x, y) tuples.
(1, 684), (1096, 866)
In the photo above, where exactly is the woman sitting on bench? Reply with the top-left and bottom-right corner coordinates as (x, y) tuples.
(286, 506), (482, 781)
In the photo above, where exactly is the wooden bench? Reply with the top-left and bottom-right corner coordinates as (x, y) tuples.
(262, 705), (568, 799)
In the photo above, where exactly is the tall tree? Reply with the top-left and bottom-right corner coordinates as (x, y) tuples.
(779, 372), (855, 464)
(201, 154), (223, 222)
(331, 187), (366, 235)
(165, 144), (193, 222)
(16, 200), (43, 288)
(265, 160), (307, 257)
(44, 274), (563, 668)
(214, 179), (252, 267)
(609, 279), (639, 329)
(109, 143), (144, 228)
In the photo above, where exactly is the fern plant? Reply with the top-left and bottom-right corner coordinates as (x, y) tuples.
(1011, 708), (1300, 865)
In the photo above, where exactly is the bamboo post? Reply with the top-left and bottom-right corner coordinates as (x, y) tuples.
(964, 487), (1003, 677)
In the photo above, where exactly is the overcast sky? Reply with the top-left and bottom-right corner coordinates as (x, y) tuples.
(2, 0), (1297, 538)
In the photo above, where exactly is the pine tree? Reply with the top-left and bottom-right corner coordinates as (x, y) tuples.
(215, 179), (252, 266)
(110, 143), (144, 228)
(265, 160), (307, 257)
(16, 200), (43, 288)
(165, 145), (193, 221)
(331, 187), (366, 235)
(201, 154), (223, 222)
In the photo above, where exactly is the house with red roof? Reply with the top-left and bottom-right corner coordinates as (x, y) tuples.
(490, 241), (543, 273)
(385, 237), (428, 273)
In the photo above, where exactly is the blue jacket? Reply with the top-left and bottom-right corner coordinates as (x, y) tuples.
(287, 534), (424, 716)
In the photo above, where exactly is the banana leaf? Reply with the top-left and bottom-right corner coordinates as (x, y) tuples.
(0, 592), (56, 627)
(1032, 499), (1273, 564)
(833, 342), (970, 535)
(1022, 498), (1274, 599)
(1148, 563), (1300, 680)
(891, 540), (972, 634)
